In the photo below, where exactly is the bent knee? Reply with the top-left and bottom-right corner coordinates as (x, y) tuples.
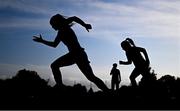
(51, 62), (59, 69)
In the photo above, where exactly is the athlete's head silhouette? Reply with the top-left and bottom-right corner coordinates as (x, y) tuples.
(50, 14), (73, 30)
(113, 63), (117, 68)
(121, 40), (131, 51)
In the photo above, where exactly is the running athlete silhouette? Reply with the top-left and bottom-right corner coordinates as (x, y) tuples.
(33, 14), (108, 91)
(119, 38), (150, 86)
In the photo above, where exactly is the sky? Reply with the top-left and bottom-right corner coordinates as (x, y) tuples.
(0, 0), (180, 91)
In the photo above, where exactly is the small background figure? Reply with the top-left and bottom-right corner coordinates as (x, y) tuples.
(110, 63), (121, 91)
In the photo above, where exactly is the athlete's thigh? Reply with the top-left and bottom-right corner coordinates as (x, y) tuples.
(130, 68), (141, 79)
(52, 53), (75, 67)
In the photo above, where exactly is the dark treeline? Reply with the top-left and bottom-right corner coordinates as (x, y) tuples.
(0, 69), (180, 110)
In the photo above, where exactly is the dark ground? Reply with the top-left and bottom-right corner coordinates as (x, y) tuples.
(0, 69), (180, 110)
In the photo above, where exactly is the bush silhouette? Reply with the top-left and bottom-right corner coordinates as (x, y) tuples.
(0, 69), (49, 106)
(12, 69), (48, 89)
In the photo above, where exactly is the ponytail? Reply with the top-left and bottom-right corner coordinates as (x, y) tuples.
(125, 38), (136, 47)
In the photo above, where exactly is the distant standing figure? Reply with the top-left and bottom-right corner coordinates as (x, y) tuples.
(110, 63), (121, 90)
(119, 38), (150, 87)
(33, 14), (108, 91)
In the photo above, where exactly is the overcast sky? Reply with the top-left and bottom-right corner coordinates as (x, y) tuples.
(0, 0), (180, 90)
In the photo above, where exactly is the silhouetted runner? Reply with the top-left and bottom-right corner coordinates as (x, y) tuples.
(33, 14), (108, 91)
(119, 38), (150, 86)
(110, 63), (121, 90)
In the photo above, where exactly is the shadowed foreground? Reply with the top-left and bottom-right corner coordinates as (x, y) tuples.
(0, 69), (180, 110)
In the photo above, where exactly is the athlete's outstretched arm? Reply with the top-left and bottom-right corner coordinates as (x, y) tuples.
(33, 33), (61, 48)
(67, 16), (92, 32)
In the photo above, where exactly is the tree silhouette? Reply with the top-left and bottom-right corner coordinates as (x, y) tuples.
(12, 69), (48, 88)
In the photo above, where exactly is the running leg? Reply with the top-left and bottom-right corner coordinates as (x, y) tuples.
(51, 53), (74, 86)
